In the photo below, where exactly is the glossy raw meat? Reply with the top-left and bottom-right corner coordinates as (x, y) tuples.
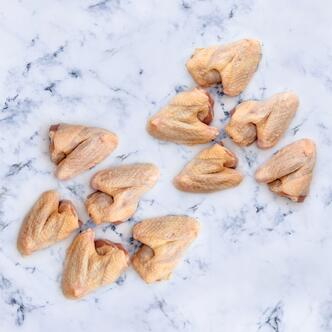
(49, 123), (118, 180)
(17, 190), (79, 255)
(255, 139), (316, 202)
(86, 163), (159, 224)
(132, 216), (199, 283)
(225, 92), (299, 148)
(147, 88), (218, 145)
(186, 39), (261, 96)
(174, 143), (243, 192)
(62, 229), (129, 299)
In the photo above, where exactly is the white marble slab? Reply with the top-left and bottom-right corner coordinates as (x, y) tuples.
(0, 0), (332, 331)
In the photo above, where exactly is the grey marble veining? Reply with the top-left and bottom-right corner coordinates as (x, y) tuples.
(0, 0), (332, 331)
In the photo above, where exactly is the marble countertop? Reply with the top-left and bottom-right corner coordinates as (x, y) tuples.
(0, 0), (332, 331)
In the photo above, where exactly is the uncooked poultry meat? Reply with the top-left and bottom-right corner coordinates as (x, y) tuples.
(62, 229), (129, 299)
(174, 143), (243, 192)
(225, 92), (299, 148)
(146, 88), (218, 145)
(85, 163), (159, 224)
(17, 190), (79, 255)
(255, 139), (316, 202)
(49, 123), (118, 180)
(132, 215), (199, 283)
(186, 39), (261, 96)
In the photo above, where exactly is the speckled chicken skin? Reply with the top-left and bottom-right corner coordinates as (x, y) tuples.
(174, 143), (243, 193)
(186, 39), (261, 96)
(255, 139), (316, 202)
(86, 163), (159, 224)
(49, 123), (118, 180)
(132, 216), (199, 283)
(146, 88), (218, 145)
(62, 229), (129, 299)
(17, 190), (79, 255)
(225, 92), (299, 149)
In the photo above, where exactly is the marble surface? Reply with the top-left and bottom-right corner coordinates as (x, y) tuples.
(0, 0), (331, 331)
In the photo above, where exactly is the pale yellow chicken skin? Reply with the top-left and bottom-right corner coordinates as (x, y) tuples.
(17, 190), (79, 255)
(147, 88), (218, 145)
(255, 139), (316, 202)
(225, 92), (299, 149)
(186, 39), (261, 96)
(132, 216), (199, 283)
(62, 229), (129, 299)
(174, 143), (243, 193)
(49, 123), (118, 180)
(86, 163), (159, 224)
